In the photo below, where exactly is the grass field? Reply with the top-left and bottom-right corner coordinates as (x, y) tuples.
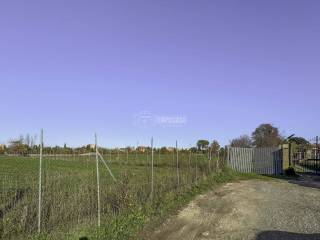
(0, 151), (221, 239)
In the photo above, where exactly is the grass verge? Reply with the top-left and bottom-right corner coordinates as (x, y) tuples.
(51, 168), (265, 240)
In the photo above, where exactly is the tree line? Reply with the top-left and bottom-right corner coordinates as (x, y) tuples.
(229, 123), (310, 148)
(1, 123), (311, 156)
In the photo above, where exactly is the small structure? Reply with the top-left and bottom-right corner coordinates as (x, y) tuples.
(0, 144), (5, 150)
(136, 146), (146, 152)
(88, 144), (96, 150)
(167, 147), (175, 152)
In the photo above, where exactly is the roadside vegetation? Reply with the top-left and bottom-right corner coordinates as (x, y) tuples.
(0, 149), (224, 240)
(43, 168), (263, 240)
(1, 122), (316, 239)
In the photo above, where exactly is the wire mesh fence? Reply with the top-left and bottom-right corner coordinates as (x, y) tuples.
(0, 131), (225, 239)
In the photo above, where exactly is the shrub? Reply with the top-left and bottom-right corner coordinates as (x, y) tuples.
(285, 167), (296, 176)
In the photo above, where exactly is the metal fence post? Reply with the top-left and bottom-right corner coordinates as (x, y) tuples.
(176, 140), (179, 187)
(188, 149), (191, 173)
(126, 148), (129, 164)
(151, 137), (154, 200)
(217, 149), (220, 171)
(95, 133), (101, 227)
(208, 148), (211, 172)
(37, 129), (43, 233)
(195, 153), (198, 185)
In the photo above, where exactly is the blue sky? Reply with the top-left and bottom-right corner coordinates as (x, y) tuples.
(1, 0), (319, 147)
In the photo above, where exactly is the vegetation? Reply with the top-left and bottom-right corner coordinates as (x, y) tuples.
(288, 137), (310, 146)
(196, 140), (209, 151)
(1, 127), (315, 239)
(230, 135), (252, 148)
(252, 123), (283, 147)
(81, 169), (264, 240)
(230, 123), (284, 148)
(210, 140), (220, 155)
(0, 150), (226, 240)
(284, 167), (297, 176)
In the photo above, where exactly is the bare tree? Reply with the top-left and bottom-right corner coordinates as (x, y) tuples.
(8, 137), (28, 155)
(25, 134), (31, 147)
(31, 134), (38, 148)
(230, 135), (252, 148)
(19, 134), (24, 144)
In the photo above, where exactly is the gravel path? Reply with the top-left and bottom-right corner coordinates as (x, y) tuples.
(150, 177), (320, 240)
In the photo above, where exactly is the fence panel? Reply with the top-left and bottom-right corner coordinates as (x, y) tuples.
(228, 148), (253, 173)
(228, 147), (282, 175)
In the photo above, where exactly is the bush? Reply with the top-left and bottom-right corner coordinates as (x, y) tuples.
(285, 167), (296, 176)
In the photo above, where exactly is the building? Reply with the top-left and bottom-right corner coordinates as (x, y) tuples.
(0, 144), (6, 154)
(136, 146), (146, 152)
(87, 144), (96, 150)
(120, 147), (135, 152)
(166, 147), (175, 152)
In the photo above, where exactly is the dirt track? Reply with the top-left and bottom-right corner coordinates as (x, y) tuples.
(150, 177), (320, 240)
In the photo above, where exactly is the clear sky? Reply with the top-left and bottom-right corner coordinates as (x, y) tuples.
(1, 0), (319, 148)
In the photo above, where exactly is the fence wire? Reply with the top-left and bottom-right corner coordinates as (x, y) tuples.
(0, 134), (224, 239)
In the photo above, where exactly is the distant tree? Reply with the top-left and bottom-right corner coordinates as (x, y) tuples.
(160, 147), (167, 154)
(289, 137), (310, 146)
(125, 146), (133, 153)
(25, 134), (31, 147)
(230, 135), (252, 148)
(210, 140), (220, 155)
(8, 137), (29, 155)
(86, 144), (91, 151)
(190, 147), (197, 152)
(31, 134), (37, 147)
(219, 147), (226, 159)
(252, 124), (283, 147)
(197, 140), (209, 151)
(19, 135), (24, 144)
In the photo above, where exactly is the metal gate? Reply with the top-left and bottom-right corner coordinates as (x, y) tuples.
(291, 137), (320, 174)
(227, 147), (283, 175)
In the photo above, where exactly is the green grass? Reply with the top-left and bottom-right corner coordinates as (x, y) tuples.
(62, 169), (263, 240)
(0, 153), (257, 240)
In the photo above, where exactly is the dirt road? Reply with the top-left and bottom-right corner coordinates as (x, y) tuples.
(150, 177), (320, 240)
